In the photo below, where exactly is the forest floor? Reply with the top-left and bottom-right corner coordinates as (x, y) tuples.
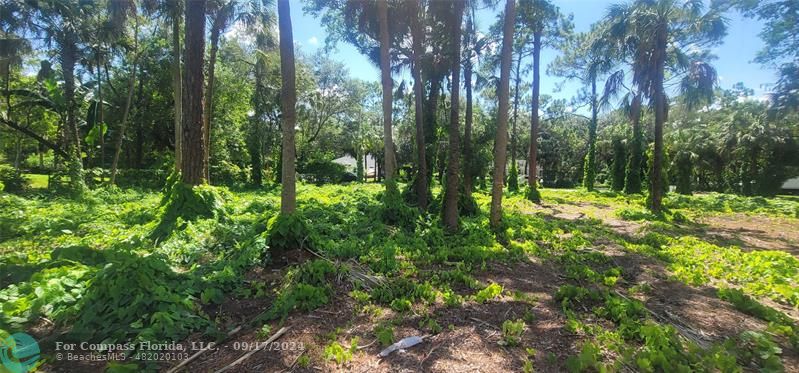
(1, 184), (798, 372)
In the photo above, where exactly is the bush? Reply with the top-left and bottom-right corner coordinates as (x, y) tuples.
(380, 181), (416, 228)
(300, 159), (347, 184)
(0, 165), (30, 193)
(264, 212), (311, 255)
(508, 163), (519, 192)
(151, 179), (227, 239)
(524, 185), (541, 203)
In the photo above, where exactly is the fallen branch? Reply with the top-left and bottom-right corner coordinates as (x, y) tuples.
(215, 326), (290, 373)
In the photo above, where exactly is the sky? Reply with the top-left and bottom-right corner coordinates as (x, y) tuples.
(287, 0), (775, 107)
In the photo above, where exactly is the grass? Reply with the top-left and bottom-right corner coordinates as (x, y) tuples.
(1, 184), (798, 371)
(23, 173), (48, 189)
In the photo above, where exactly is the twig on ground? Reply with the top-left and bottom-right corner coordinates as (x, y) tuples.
(166, 325), (243, 373)
(469, 317), (500, 330)
(215, 326), (290, 373)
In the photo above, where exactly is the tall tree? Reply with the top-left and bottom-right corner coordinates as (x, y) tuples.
(181, 0), (208, 185)
(410, 0), (428, 209)
(109, 4), (140, 185)
(518, 0), (569, 198)
(443, 0), (464, 232)
(171, 0), (183, 172)
(605, 0), (725, 212)
(278, 0), (297, 213)
(490, 0), (516, 229)
(377, 0), (396, 183)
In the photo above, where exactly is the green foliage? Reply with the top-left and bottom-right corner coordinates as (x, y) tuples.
(300, 159), (348, 184)
(717, 288), (798, 347)
(0, 165), (30, 194)
(324, 337), (358, 365)
(152, 179), (227, 239)
(258, 259), (337, 322)
(611, 137), (626, 192)
(508, 163), (519, 192)
(524, 185), (541, 203)
(501, 319), (525, 346)
(565, 342), (603, 372)
(380, 180), (416, 228)
(256, 324), (273, 340)
(264, 212), (310, 254)
(70, 254), (208, 346)
(473, 282), (503, 303)
(374, 324), (394, 347)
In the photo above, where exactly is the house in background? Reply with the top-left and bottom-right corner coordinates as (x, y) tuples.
(515, 159), (543, 185)
(332, 154), (377, 179)
(782, 176), (799, 194)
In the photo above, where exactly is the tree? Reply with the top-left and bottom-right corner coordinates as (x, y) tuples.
(490, 0), (515, 229)
(442, 0), (464, 232)
(109, 3), (140, 185)
(377, 0), (397, 183)
(550, 28), (612, 191)
(410, 0), (428, 209)
(605, 0), (725, 212)
(181, 0), (208, 185)
(517, 0), (569, 198)
(278, 0), (297, 213)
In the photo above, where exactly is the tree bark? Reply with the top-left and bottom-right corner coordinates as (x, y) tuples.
(172, 4), (183, 172)
(181, 0), (208, 186)
(490, 0), (516, 229)
(583, 73), (598, 191)
(204, 15), (223, 182)
(411, 0), (428, 209)
(443, 0), (464, 232)
(624, 93), (643, 194)
(528, 31), (541, 189)
(278, 0), (297, 213)
(463, 3), (475, 198)
(377, 0), (396, 182)
(650, 23), (667, 212)
(511, 47), (522, 167)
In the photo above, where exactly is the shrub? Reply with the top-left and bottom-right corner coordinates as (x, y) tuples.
(264, 212), (310, 255)
(508, 163), (519, 192)
(524, 185), (541, 203)
(300, 159), (347, 184)
(0, 165), (30, 193)
(501, 319), (525, 346)
(473, 283), (503, 303)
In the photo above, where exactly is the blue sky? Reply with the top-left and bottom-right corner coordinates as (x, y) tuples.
(289, 0), (774, 105)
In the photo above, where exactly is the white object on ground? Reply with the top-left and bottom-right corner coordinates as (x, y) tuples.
(378, 335), (426, 357)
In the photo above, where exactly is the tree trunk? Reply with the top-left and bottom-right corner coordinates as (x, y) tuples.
(110, 19), (139, 185)
(624, 93), (643, 194)
(204, 18), (222, 182)
(583, 74), (598, 191)
(181, 0), (208, 186)
(528, 31), (541, 189)
(278, 0), (297, 213)
(172, 4), (183, 172)
(650, 24), (667, 212)
(59, 31), (86, 194)
(411, 0), (428, 209)
(443, 0), (464, 232)
(463, 3), (475, 198)
(97, 54), (105, 181)
(377, 0), (396, 182)
(490, 0), (515, 229)
(425, 77), (441, 180)
(511, 47), (522, 167)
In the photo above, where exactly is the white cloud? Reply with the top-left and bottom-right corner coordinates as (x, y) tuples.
(308, 36), (319, 46)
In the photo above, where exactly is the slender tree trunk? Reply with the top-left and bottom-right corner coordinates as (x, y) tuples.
(625, 93), (643, 194)
(650, 24), (667, 212)
(463, 3), (475, 198)
(490, 0), (515, 229)
(583, 73), (598, 191)
(425, 77), (441, 180)
(278, 0), (297, 213)
(528, 32), (541, 189)
(204, 20), (222, 182)
(172, 5), (183, 172)
(443, 0), (464, 232)
(60, 31), (86, 195)
(377, 0), (396, 182)
(181, 0), (207, 185)
(110, 19), (139, 185)
(511, 48), (522, 167)
(97, 54), (105, 181)
(411, 0), (428, 209)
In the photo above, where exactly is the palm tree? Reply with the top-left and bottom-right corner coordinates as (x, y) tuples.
(443, 0), (465, 232)
(277, 0), (297, 213)
(181, 0), (208, 185)
(605, 0), (726, 212)
(490, 0), (516, 229)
